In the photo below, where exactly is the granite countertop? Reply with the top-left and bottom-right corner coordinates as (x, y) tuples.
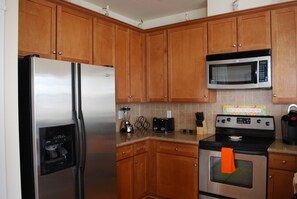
(116, 130), (212, 147)
(268, 139), (297, 155)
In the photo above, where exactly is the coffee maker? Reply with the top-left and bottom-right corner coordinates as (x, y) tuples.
(120, 107), (134, 133)
(282, 104), (297, 145)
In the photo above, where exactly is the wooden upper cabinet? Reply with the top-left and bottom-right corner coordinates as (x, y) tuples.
(208, 11), (271, 54)
(271, 7), (297, 103)
(57, 5), (93, 64)
(93, 18), (115, 66)
(115, 26), (130, 103)
(129, 30), (145, 103)
(19, 0), (57, 58)
(237, 11), (271, 52)
(208, 17), (237, 54)
(146, 30), (168, 102)
(168, 23), (216, 102)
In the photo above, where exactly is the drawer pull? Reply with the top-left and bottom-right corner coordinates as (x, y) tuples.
(193, 163), (197, 167)
(269, 175), (272, 179)
(282, 160), (287, 164)
(122, 151), (126, 155)
(175, 147), (178, 151)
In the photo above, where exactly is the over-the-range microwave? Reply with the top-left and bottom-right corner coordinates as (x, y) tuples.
(206, 49), (271, 89)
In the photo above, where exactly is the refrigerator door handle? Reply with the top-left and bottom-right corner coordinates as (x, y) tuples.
(72, 63), (81, 199)
(76, 63), (86, 199)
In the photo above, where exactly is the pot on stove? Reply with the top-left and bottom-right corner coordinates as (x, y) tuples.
(282, 104), (297, 145)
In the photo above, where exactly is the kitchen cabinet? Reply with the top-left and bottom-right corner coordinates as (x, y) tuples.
(93, 18), (115, 66)
(271, 7), (297, 103)
(268, 153), (297, 199)
(156, 141), (198, 199)
(208, 11), (271, 54)
(57, 5), (93, 63)
(117, 141), (149, 199)
(146, 30), (168, 102)
(19, 0), (93, 63)
(168, 23), (216, 102)
(115, 26), (145, 103)
(19, 0), (57, 59)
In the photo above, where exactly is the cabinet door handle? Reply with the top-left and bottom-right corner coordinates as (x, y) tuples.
(273, 94), (277, 97)
(175, 147), (178, 151)
(122, 151), (126, 155)
(269, 175), (272, 179)
(282, 160), (287, 164)
(52, 50), (56, 54)
(233, 44), (237, 47)
(58, 51), (62, 55)
(238, 44), (242, 47)
(193, 163), (197, 167)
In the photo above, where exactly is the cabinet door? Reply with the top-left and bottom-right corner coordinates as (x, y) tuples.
(146, 31), (168, 102)
(268, 169), (295, 199)
(19, 0), (56, 59)
(57, 5), (92, 64)
(115, 26), (130, 103)
(129, 30), (145, 102)
(156, 153), (198, 199)
(208, 17), (237, 54)
(168, 23), (216, 102)
(117, 157), (133, 199)
(271, 7), (297, 103)
(238, 11), (271, 52)
(93, 18), (115, 66)
(134, 152), (149, 199)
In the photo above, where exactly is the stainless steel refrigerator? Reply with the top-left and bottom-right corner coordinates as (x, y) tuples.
(18, 55), (117, 199)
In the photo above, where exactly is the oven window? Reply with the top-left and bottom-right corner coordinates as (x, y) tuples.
(210, 156), (253, 188)
(209, 62), (257, 85)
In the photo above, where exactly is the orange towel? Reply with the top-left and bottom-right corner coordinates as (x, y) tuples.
(221, 147), (236, 174)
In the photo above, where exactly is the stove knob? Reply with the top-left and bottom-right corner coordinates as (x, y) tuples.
(265, 121), (270, 126)
(222, 119), (226, 123)
(227, 118), (231, 122)
(257, 119), (261, 124)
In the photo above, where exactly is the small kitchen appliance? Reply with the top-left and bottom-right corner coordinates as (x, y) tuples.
(152, 117), (174, 132)
(199, 114), (275, 199)
(120, 107), (134, 133)
(206, 49), (271, 89)
(282, 104), (297, 145)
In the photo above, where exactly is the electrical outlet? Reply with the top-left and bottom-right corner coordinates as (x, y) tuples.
(167, 110), (172, 118)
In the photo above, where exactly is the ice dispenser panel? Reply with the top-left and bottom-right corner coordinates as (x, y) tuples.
(39, 124), (76, 175)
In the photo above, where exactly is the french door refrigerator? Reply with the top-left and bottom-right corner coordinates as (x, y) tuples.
(18, 55), (117, 199)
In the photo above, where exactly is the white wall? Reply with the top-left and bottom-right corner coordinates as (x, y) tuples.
(0, 0), (7, 197)
(4, 0), (21, 198)
(207, 0), (292, 16)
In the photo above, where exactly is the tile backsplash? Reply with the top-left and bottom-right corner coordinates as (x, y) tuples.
(116, 90), (292, 139)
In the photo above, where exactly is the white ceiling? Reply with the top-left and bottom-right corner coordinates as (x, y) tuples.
(84, 0), (207, 21)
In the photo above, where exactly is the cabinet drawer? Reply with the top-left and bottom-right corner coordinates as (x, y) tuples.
(269, 153), (297, 171)
(133, 141), (148, 155)
(117, 144), (133, 161)
(157, 141), (198, 158)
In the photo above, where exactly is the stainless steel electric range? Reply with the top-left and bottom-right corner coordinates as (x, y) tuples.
(199, 115), (275, 199)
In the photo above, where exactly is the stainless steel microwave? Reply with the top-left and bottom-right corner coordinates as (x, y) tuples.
(206, 49), (271, 89)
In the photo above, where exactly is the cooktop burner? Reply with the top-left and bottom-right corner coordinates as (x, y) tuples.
(199, 115), (275, 155)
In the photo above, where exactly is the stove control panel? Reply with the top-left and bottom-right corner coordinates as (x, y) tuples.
(216, 115), (275, 130)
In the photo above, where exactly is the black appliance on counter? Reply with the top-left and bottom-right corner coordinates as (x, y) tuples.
(152, 117), (174, 132)
(199, 114), (275, 199)
(282, 104), (297, 145)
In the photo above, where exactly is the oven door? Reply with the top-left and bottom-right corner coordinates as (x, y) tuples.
(199, 149), (267, 199)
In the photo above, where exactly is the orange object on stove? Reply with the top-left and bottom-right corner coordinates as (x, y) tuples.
(221, 147), (236, 174)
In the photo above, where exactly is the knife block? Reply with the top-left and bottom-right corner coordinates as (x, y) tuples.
(197, 121), (207, 135)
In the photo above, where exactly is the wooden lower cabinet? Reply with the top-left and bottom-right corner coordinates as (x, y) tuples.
(268, 153), (297, 199)
(156, 153), (198, 199)
(117, 141), (149, 199)
(156, 141), (198, 199)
